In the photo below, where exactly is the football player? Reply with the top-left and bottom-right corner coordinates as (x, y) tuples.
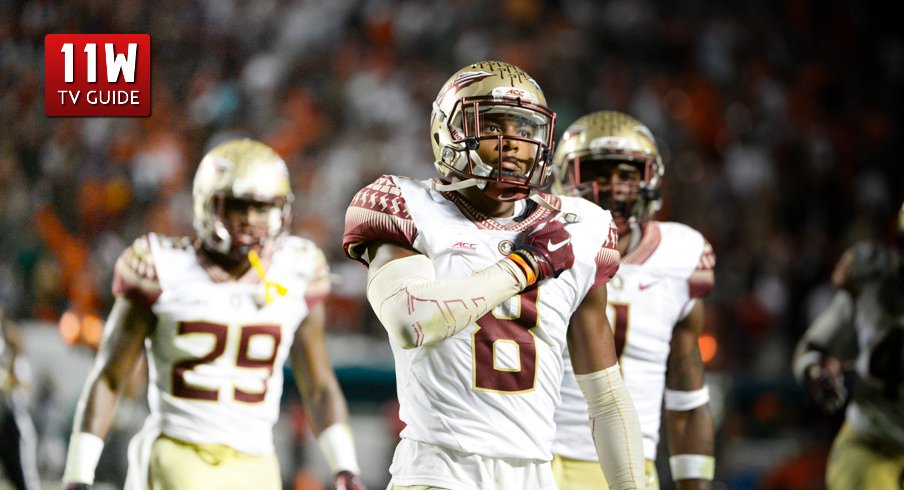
(343, 61), (645, 490)
(61, 139), (365, 490)
(792, 202), (904, 489)
(550, 111), (716, 490)
(0, 310), (41, 490)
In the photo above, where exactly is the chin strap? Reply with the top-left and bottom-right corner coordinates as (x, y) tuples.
(431, 177), (484, 192)
(432, 176), (582, 224)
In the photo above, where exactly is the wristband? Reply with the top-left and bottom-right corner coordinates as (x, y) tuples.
(317, 423), (361, 474)
(507, 252), (537, 286)
(62, 432), (105, 484)
(669, 454), (715, 481)
(664, 386), (710, 411)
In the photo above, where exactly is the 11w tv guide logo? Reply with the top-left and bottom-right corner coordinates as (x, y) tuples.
(45, 34), (151, 117)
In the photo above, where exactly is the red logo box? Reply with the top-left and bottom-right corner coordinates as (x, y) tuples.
(45, 34), (151, 117)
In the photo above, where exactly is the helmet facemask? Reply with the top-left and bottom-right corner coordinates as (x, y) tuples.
(431, 61), (556, 202)
(438, 96), (555, 200)
(560, 155), (659, 235)
(552, 111), (664, 233)
(203, 194), (291, 260)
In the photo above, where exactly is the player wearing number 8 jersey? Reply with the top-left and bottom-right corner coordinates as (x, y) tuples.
(343, 62), (644, 490)
(62, 139), (365, 490)
(551, 111), (716, 490)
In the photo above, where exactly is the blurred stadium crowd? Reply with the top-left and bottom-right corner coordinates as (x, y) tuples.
(0, 0), (901, 489)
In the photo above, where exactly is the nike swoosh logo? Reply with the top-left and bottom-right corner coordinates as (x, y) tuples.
(547, 238), (570, 251)
(639, 281), (659, 290)
(497, 193), (521, 201)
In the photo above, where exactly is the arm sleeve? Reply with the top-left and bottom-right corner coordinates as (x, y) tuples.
(576, 365), (645, 490)
(366, 254), (528, 349)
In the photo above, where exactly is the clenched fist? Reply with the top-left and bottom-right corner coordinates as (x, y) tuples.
(334, 470), (366, 490)
(510, 218), (575, 284)
(805, 357), (847, 414)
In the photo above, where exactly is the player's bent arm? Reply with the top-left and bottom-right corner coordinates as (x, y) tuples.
(365, 240), (529, 349)
(664, 300), (715, 489)
(63, 296), (154, 487)
(290, 301), (361, 477)
(791, 288), (855, 383)
(568, 285), (645, 490)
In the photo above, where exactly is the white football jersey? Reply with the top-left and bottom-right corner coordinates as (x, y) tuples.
(833, 242), (904, 447)
(343, 176), (620, 461)
(112, 233), (330, 455)
(554, 221), (715, 461)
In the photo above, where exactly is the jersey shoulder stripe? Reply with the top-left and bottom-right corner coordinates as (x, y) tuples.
(655, 221), (716, 298)
(690, 238), (716, 298)
(594, 220), (620, 288)
(343, 175), (418, 265)
(111, 233), (183, 308)
(557, 196), (620, 288)
(275, 236), (332, 308)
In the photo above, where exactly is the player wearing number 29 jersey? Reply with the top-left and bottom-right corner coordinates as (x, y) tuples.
(115, 232), (326, 455)
(62, 139), (364, 490)
(344, 62), (645, 490)
(551, 111), (716, 490)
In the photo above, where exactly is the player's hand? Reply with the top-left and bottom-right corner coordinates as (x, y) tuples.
(805, 357), (847, 413)
(62, 483), (91, 490)
(333, 470), (366, 490)
(513, 219), (575, 282)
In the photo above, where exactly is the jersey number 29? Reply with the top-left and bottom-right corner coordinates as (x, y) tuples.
(172, 321), (281, 403)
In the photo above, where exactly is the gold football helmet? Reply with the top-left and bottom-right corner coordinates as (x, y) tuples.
(551, 111), (664, 230)
(192, 138), (293, 257)
(430, 61), (556, 200)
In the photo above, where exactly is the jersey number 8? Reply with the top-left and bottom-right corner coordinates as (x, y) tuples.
(472, 290), (539, 394)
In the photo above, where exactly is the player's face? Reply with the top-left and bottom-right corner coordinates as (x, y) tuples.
(474, 113), (538, 176)
(580, 161), (642, 233)
(222, 197), (282, 257)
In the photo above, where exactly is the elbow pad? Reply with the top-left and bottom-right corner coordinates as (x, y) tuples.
(576, 364), (645, 490)
(366, 254), (527, 348)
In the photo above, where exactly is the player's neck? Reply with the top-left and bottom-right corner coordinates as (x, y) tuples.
(458, 186), (517, 218)
(618, 222), (644, 257)
(197, 243), (252, 280)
